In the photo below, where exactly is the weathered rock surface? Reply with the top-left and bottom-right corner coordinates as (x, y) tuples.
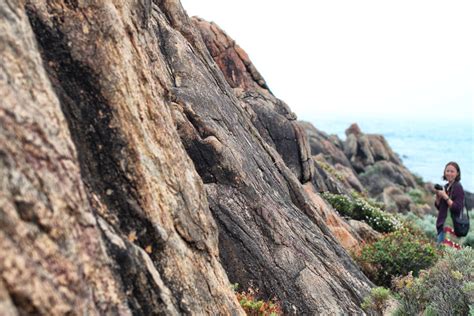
(1, 1), (373, 315)
(302, 121), (353, 169)
(189, 18), (372, 314)
(303, 184), (362, 250)
(192, 18), (313, 184)
(348, 220), (383, 244)
(2, 1), (243, 314)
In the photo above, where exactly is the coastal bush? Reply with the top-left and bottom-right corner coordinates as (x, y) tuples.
(407, 188), (425, 205)
(460, 216), (474, 248)
(354, 197), (401, 233)
(413, 173), (425, 186)
(353, 226), (440, 288)
(322, 192), (401, 233)
(402, 212), (437, 240)
(361, 287), (392, 315)
(232, 284), (282, 316)
(351, 191), (386, 210)
(403, 212), (474, 247)
(393, 247), (474, 316)
(464, 233), (474, 248)
(321, 192), (355, 217)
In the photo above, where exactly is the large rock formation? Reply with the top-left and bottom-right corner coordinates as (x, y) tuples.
(1, 1), (373, 315)
(2, 1), (245, 314)
(188, 18), (372, 313)
(302, 121), (437, 215)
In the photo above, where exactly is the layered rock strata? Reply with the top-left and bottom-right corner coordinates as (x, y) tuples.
(1, 1), (373, 315)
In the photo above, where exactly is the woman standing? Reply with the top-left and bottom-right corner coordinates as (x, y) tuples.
(435, 162), (465, 244)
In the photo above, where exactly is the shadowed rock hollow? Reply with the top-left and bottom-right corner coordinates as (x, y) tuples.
(0, 1), (376, 315)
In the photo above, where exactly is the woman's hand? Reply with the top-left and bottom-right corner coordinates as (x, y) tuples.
(436, 190), (449, 201)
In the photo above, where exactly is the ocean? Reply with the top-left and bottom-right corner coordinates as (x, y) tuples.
(305, 115), (474, 193)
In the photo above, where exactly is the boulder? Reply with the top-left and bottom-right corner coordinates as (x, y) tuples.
(382, 186), (413, 213)
(300, 121), (353, 169)
(359, 161), (418, 196)
(344, 124), (401, 173)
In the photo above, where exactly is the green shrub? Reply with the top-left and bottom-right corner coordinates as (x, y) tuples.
(353, 197), (401, 233)
(321, 192), (355, 217)
(232, 284), (282, 316)
(408, 188), (425, 205)
(464, 234), (474, 248)
(402, 212), (437, 240)
(403, 212), (474, 248)
(413, 174), (425, 186)
(351, 191), (386, 210)
(393, 248), (474, 316)
(361, 287), (392, 315)
(322, 192), (401, 233)
(353, 226), (440, 288)
(461, 216), (474, 248)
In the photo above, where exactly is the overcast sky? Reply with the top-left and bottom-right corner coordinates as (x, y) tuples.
(181, 0), (473, 122)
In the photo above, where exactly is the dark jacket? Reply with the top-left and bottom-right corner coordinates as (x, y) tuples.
(435, 181), (465, 234)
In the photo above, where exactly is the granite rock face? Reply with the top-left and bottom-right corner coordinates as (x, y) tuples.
(1, 1), (373, 315)
(1, 1), (243, 314)
(190, 18), (372, 314)
(192, 18), (313, 184)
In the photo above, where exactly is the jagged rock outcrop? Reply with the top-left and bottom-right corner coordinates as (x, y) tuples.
(343, 123), (425, 208)
(344, 123), (402, 173)
(1, 1), (373, 315)
(301, 122), (365, 195)
(188, 18), (372, 313)
(1, 1), (243, 314)
(302, 121), (353, 169)
(302, 121), (437, 215)
(192, 18), (313, 184)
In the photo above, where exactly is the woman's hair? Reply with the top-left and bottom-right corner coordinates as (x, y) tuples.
(443, 161), (461, 181)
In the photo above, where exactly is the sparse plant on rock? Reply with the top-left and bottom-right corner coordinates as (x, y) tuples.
(232, 284), (282, 316)
(361, 287), (392, 316)
(315, 159), (346, 182)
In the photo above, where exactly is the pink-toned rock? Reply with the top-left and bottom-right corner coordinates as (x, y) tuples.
(303, 184), (361, 250)
(348, 220), (383, 244)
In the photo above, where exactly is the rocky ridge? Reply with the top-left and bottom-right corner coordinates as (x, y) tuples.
(0, 1), (466, 315)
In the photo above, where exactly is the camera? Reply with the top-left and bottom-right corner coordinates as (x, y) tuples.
(434, 184), (443, 191)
